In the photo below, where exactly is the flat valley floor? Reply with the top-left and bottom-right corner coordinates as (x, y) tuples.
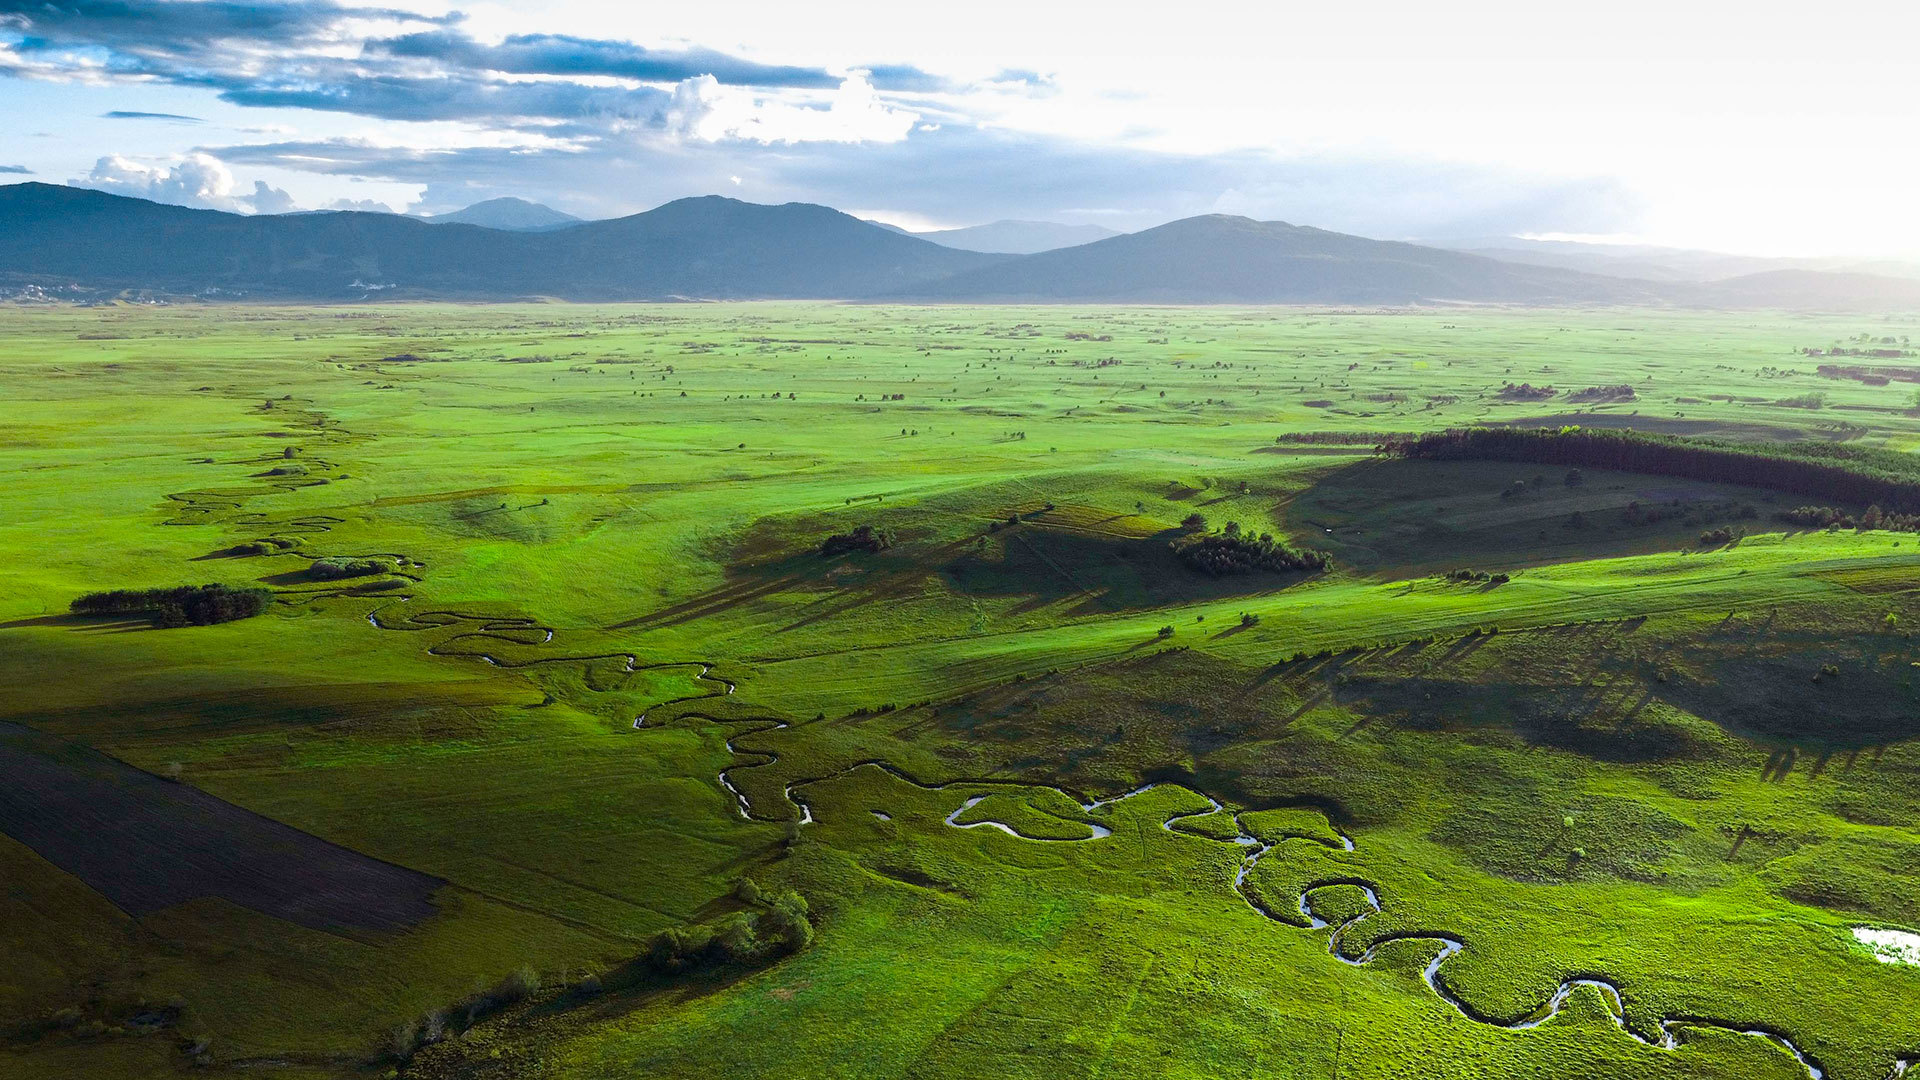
(4, 303), (1920, 1079)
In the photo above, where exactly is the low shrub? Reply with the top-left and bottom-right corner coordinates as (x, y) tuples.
(304, 557), (395, 580)
(1566, 384), (1637, 403)
(226, 536), (302, 557)
(1497, 382), (1557, 401)
(1443, 569), (1509, 584)
(819, 525), (894, 557)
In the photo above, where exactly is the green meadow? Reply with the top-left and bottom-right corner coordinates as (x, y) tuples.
(5, 302), (1920, 1079)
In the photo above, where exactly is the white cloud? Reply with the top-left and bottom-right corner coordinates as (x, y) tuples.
(664, 72), (917, 145)
(80, 152), (235, 206)
(327, 196), (396, 212)
(75, 152), (297, 214)
(245, 179), (299, 214)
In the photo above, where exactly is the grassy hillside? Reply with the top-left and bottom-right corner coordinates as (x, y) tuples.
(3, 303), (1920, 1079)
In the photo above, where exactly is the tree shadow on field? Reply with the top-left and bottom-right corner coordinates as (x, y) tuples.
(1661, 650), (1920, 751)
(773, 533), (995, 633)
(1438, 634), (1495, 664)
(945, 526), (1320, 617)
(0, 613), (156, 633)
(609, 573), (810, 630)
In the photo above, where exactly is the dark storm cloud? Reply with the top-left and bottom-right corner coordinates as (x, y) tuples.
(0, 0), (937, 129)
(0, 0), (456, 52)
(367, 31), (845, 90)
(216, 67), (675, 126)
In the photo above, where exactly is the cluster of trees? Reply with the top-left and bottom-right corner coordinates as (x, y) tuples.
(225, 536), (301, 557)
(1444, 569), (1510, 584)
(1774, 392), (1827, 409)
(389, 966), (542, 1062)
(1496, 382), (1557, 401)
(1780, 505), (1856, 528)
(1171, 522), (1330, 576)
(1810, 349), (1912, 361)
(819, 525), (894, 556)
(1566, 384), (1637, 402)
(70, 584), (271, 627)
(1620, 498), (1757, 527)
(1381, 427), (1920, 513)
(1779, 504), (1920, 533)
(1272, 431), (1384, 445)
(304, 557), (395, 580)
(1816, 364), (1919, 385)
(647, 886), (813, 973)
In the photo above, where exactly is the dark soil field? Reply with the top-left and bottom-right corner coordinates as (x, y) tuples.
(0, 721), (443, 933)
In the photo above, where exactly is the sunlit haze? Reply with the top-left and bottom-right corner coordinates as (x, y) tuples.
(3, 0), (1917, 256)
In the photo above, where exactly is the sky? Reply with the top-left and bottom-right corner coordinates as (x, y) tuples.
(1, 0), (1915, 257)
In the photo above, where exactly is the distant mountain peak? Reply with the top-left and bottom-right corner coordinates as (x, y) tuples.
(428, 197), (580, 231)
(908, 219), (1124, 255)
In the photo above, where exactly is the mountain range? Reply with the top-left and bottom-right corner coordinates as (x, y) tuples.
(1442, 235), (1920, 284)
(900, 215), (1660, 305)
(870, 219), (1122, 254)
(0, 184), (994, 300)
(3, 182), (1918, 310)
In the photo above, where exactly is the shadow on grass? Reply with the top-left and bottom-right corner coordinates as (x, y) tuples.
(0, 613), (155, 633)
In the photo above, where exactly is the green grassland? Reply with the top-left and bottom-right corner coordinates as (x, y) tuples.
(4, 302), (1920, 1079)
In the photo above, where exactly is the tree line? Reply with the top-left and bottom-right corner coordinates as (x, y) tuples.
(70, 584), (271, 627)
(389, 882), (812, 1065)
(1171, 522), (1330, 576)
